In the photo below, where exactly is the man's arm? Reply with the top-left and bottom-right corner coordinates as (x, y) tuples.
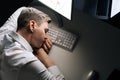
(0, 7), (26, 33)
(36, 48), (55, 68)
(34, 34), (55, 68)
(0, 7), (26, 53)
(32, 34), (65, 79)
(26, 48), (65, 80)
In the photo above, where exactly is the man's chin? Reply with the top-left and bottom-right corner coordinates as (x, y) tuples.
(36, 45), (42, 49)
(32, 41), (44, 49)
(32, 45), (42, 50)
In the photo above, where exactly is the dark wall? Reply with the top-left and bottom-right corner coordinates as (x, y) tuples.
(0, 0), (33, 27)
(73, 0), (120, 29)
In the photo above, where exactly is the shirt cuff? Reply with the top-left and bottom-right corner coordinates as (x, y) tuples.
(48, 65), (62, 75)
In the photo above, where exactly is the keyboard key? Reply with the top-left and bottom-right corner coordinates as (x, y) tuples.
(47, 26), (79, 51)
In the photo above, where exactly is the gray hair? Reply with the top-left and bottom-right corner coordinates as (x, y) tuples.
(17, 7), (51, 31)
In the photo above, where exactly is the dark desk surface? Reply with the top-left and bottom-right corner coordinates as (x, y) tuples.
(49, 8), (120, 80)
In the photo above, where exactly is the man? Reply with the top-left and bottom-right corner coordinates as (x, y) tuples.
(0, 6), (65, 80)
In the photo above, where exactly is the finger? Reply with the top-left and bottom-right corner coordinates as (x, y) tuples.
(45, 40), (51, 49)
(43, 43), (49, 53)
(46, 38), (53, 47)
(45, 34), (53, 43)
(48, 36), (53, 43)
(44, 34), (54, 50)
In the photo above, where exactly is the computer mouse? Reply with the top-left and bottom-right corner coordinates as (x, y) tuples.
(86, 70), (99, 80)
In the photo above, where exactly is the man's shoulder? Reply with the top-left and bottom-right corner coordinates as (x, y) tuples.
(1, 32), (24, 51)
(0, 31), (13, 52)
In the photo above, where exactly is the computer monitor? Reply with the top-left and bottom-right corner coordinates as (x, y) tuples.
(38, 0), (73, 20)
(74, 0), (120, 20)
(96, 0), (120, 19)
(110, 0), (120, 18)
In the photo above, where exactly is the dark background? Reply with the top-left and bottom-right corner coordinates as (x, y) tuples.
(0, 0), (120, 29)
(0, 0), (33, 27)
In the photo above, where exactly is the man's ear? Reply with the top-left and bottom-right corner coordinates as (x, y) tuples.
(29, 20), (36, 33)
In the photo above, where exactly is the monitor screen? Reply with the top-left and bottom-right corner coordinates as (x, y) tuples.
(38, 0), (72, 20)
(110, 0), (120, 18)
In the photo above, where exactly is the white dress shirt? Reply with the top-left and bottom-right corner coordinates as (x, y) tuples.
(0, 6), (64, 80)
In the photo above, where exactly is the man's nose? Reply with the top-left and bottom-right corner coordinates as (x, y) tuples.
(45, 28), (49, 33)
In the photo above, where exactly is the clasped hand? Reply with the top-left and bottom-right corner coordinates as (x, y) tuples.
(42, 34), (53, 53)
(33, 34), (55, 67)
(33, 34), (53, 55)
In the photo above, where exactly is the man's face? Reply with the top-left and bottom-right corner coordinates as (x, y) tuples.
(31, 21), (49, 48)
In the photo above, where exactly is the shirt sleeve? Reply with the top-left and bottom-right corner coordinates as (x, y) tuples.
(24, 61), (65, 80)
(0, 6), (26, 33)
(3, 37), (65, 80)
(0, 7), (26, 53)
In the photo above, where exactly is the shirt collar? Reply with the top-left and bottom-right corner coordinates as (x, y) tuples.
(8, 31), (33, 52)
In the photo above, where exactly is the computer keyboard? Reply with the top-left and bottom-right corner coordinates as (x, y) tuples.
(47, 26), (79, 51)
